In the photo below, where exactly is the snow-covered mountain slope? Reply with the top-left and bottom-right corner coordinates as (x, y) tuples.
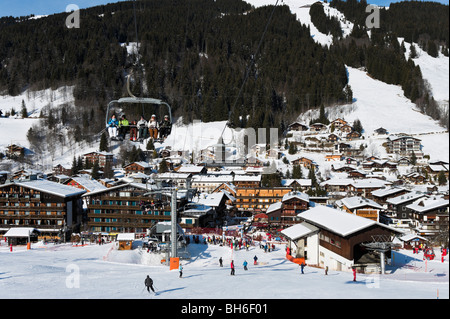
(297, 66), (449, 162)
(0, 86), (75, 151)
(244, 0), (353, 47)
(398, 38), (449, 104)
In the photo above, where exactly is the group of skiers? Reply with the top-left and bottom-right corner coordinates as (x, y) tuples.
(107, 113), (172, 141)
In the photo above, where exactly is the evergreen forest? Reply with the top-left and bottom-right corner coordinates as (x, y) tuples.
(0, 0), (448, 141)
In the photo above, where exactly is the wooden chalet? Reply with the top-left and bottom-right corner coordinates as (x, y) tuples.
(233, 175), (261, 188)
(266, 191), (310, 226)
(83, 183), (181, 234)
(340, 124), (353, 134)
(6, 144), (25, 158)
(309, 123), (327, 132)
(348, 170), (367, 179)
(374, 127), (388, 135)
(371, 187), (408, 205)
(236, 187), (293, 213)
(288, 122), (309, 132)
(346, 131), (361, 140)
(331, 118), (348, 128)
(291, 157), (315, 169)
(53, 164), (72, 176)
(123, 161), (153, 175)
(327, 134), (340, 143)
(339, 196), (383, 222)
(0, 180), (86, 240)
(287, 206), (402, 273)
(325, 154), (343, 162)
(82, 151), (113, 168)
(406, 196), (449, 238)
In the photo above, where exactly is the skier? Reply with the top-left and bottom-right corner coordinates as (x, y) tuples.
(137, 115), (148, 141)
(159, 115), (172, 139)
(147, 114), (159, 140)
(219, 257), (223, 267)
(352, 267), (357, 282)
(325, 266), (328, 276)
(179, 263), (183, 278)
(230, 260), (235, 276)
(253, 255), (258, 265)
(144, 275), (155, 293)
(107, 114), (119, 140)
(118, 114), (129, 140)
(300, 262), (306, 274)
(243, 260), (248, 271)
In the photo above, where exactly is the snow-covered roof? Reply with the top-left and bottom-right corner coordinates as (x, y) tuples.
(406, 196), (449, 213)
(177, 165), (205, 173)
(192, 175), (234, 183)
(266, 201), (282, 214)
(351, 179), (391, 189)
(297, 206), (379, 237)
(233, 175), (262, 182)
(282, 191), (309, 203)
(386, 192), (426, 205)
(12, 180), (86, 198)
(156, 172), (192, 180)
(281, 222), (319, 241)
(340, 196), (383, 210)
(117, 233), (135, 241)
(68, 176), (107, 192)
(195, 192), (228, 207)
(124, 161), (152, 168)
(371, 187), (406, 198)
(5, 227), (38, 237)
(399, 233), (428, 242)
(282, 179), (312, 187)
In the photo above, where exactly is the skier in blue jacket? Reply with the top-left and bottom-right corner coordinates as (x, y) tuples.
(107, 114), (119, 139)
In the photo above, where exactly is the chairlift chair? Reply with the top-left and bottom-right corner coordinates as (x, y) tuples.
(105, 74), (172, 141)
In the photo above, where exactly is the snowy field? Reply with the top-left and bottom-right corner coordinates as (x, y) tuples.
(0, 239), (448, 300)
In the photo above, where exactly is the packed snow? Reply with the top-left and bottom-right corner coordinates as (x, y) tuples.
(0, 238), (448, 299)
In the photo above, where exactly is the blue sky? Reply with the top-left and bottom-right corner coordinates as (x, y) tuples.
(0, 0), (448, 18)
(0, 0), (128, 17)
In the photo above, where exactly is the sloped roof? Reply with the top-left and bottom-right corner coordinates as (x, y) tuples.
(281, 222), (319, 241)
(297, 206), (378, 237)
(282, 191), (309, 203)
(5, 227), (38, 237)
(11, 180), (86, 198)
(340, 196), (383, 210)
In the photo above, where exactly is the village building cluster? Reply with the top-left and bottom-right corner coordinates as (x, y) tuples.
(0, 117), (448, 273)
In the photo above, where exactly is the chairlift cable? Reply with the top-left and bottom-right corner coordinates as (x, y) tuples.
(219, 0), (280, 141)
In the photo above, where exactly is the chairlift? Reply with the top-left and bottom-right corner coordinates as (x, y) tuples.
(105, 73), (172, 141)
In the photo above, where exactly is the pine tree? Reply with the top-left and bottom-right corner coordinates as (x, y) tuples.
(292, 165), (302, 179)
(437, 171), (447, 186)
(21, 100), (28, 118)
(91, 160), (100, 180)
(99, 132), (108, 152)
(71, 156), (78, 176)
(159, 159), (169, 173)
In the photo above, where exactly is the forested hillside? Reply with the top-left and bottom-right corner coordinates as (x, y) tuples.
(329, 0), (449, 128)
(0, 0), (448, 140)
(0, 0), (350, 137)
